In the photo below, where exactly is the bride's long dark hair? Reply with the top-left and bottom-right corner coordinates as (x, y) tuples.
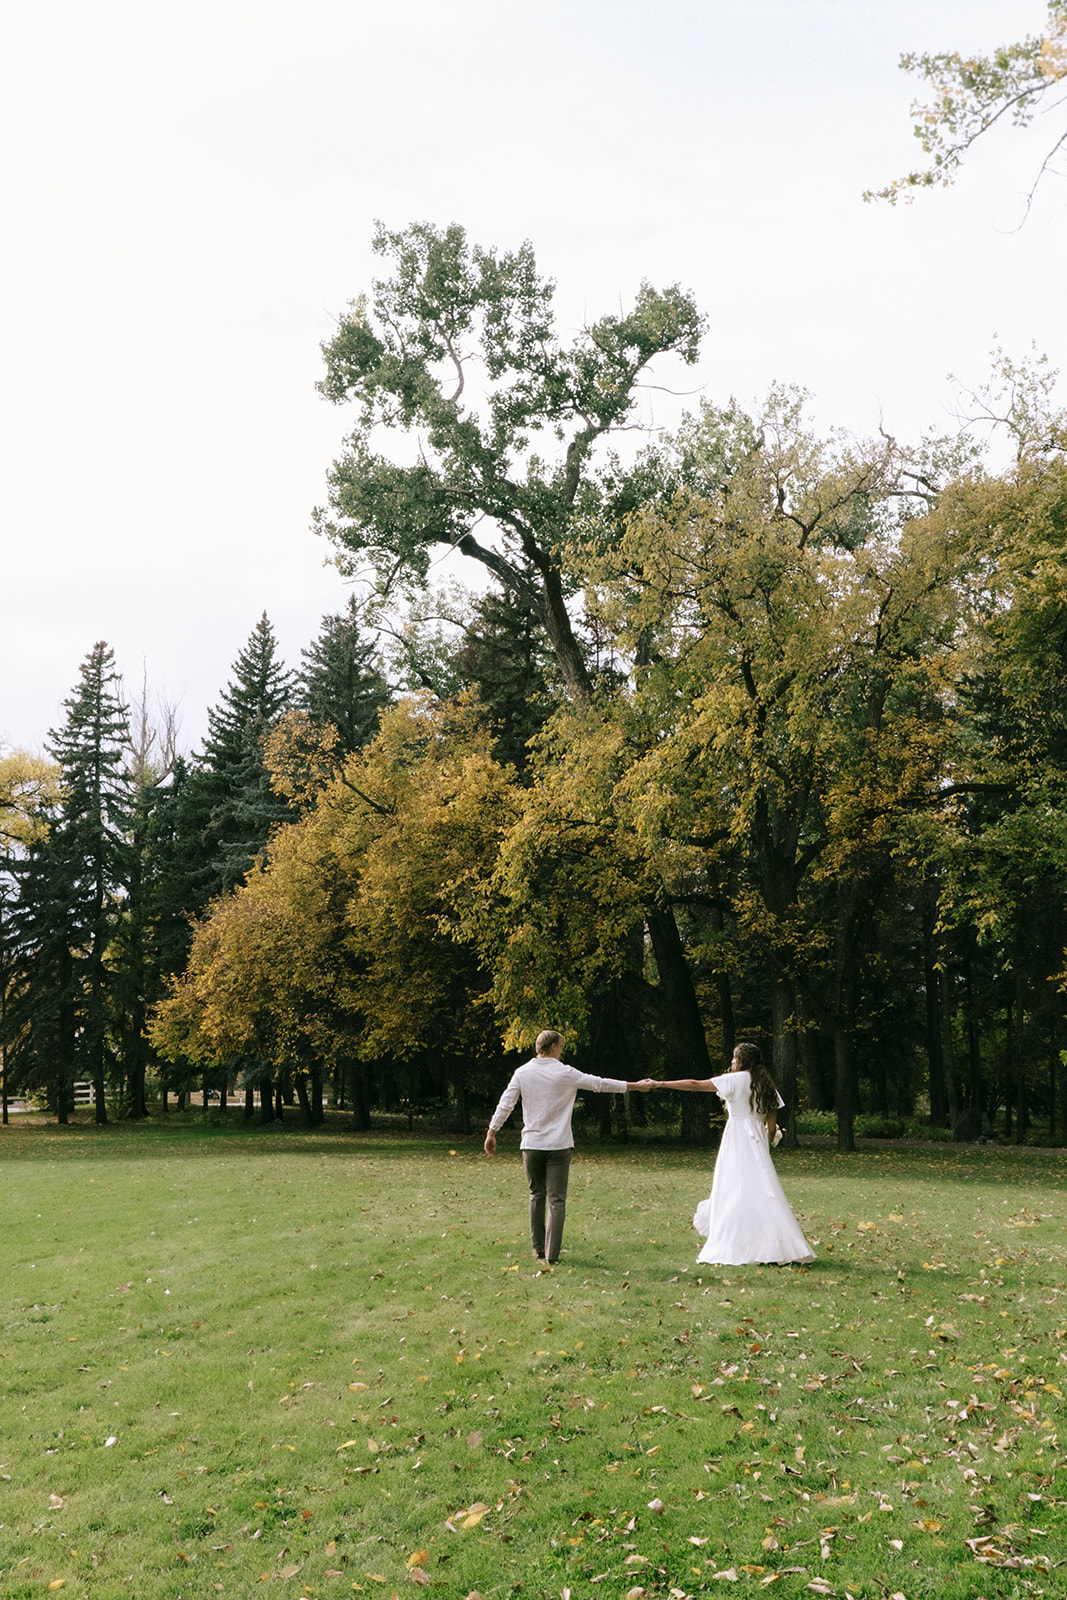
(732, 1041), (779, 1116)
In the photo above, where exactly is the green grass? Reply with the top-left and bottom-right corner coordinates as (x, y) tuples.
(0, 1118), (1065, 1599)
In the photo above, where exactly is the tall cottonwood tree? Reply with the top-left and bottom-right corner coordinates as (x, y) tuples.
(867, 1), (1067, 212)
(316, 222), (716, 1139)
(315, 221), (703, 700)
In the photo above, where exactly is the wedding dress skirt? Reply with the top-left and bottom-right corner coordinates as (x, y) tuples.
(693, 1071), (815, 1265)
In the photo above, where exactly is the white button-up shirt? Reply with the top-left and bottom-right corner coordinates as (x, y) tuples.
(488, 1056), (629, 1149)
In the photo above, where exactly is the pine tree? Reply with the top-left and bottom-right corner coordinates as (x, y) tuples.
(15, 643), (134, 1123)
(452, 589), (556, 774)
(3, 835), (75, 1119)
(180, 613), (296, 907)
(298, 595), (390, 756)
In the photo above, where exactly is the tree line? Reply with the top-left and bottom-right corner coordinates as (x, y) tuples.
(2, 223), (1065, 1149)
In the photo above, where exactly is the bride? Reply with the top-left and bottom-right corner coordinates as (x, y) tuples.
(658, 1041), (815, 1266)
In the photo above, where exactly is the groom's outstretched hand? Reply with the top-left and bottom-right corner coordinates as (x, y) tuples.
(484, 1130), (497, 1155)
(628, 1078), (655, 1093)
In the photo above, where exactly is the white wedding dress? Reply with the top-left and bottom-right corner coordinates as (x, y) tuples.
(693, 1070), (815, 1265)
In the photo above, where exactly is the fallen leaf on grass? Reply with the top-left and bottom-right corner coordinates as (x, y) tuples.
(914, 1519), (942, 1533)
(407, 1568), (430, 1586)
(712, 1570), (739, 1581)
(280, 1563), (301, 1578)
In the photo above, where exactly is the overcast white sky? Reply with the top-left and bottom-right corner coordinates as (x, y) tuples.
(2, 0), (1063, 755)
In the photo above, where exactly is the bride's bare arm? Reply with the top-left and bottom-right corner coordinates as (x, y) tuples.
(655, 1078), (720, 1093)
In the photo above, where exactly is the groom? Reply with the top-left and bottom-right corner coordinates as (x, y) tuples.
(484, 1029), (653, 1267)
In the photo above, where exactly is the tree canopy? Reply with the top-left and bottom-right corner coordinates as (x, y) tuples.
(314, 221), (703, 698)
(866, 1), (1067, 212)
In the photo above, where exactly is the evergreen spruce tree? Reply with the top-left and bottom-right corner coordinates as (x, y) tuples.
(298, 595), (390, 756)
(452, 589), (556, 774)
(180, 613), (296, 907)
(113, 769), (184, 1118)
(3, 833), (76, 1119)
(23, 643), (134, 1123)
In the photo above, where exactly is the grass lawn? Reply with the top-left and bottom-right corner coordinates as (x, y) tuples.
(0, 1116), (1064, 1599)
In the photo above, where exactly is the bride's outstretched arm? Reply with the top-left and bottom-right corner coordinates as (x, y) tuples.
(654, 1078), (720, 1093)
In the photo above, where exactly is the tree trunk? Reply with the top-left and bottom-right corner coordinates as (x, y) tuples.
(964, 950), (983, 1117)
(771, 975), (799, 1149)
(939, 937), (959, 1129)
(1003, 997), (1013, 1139)
(708, 906), (736, 1058)
(833, 1019), (855, 1153)
(295, 1073), (313, 1126)
(796, 993), (827, 1110)
(1014, 961), (1028, 1143)
(646, 907), (711, 1145)
(348, 1060), (371, 1130)
(534, 566), (593, 701)
(922, 889), (946, 1125)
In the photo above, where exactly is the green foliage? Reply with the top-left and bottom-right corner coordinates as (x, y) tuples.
(5, 644), (132, 1121)
(451, 587), (558, 774)
(297, 593), (391, 756)
(153, 696), (520, 1126)
(866, 1), (1067, 209)
(179, 611), (296, 905)
(315, 221), (704, 698)
(0, 747), (61, 847)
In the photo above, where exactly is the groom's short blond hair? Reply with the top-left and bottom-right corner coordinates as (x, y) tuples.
(536, 1029), (563, 1055)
